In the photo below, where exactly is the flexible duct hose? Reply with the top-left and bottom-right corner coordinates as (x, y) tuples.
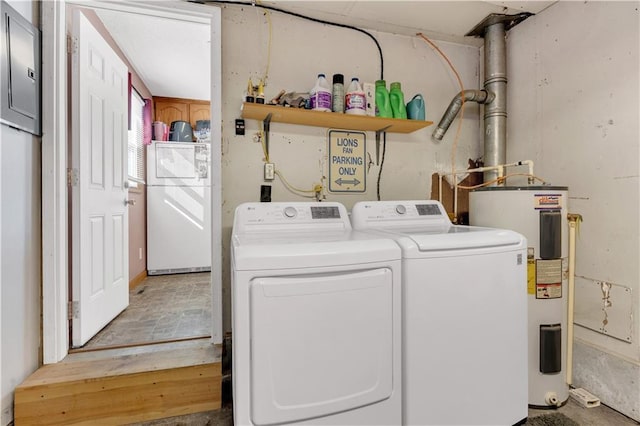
(432, 90), (493, 140)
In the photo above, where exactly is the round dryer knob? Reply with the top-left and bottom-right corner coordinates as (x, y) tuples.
(283, 206), (297, 218)
(395, 204), (407, 215)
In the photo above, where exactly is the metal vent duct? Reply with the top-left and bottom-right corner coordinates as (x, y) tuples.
(433, 13), (532, 184)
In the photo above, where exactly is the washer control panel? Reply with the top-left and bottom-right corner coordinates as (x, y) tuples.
(351, 200), (451, 231)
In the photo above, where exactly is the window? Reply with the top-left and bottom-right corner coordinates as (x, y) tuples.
(128, 89), (145, 186)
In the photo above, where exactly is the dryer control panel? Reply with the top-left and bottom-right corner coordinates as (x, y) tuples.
(233, 202), (351, 233)
(351, 200), (451, 231)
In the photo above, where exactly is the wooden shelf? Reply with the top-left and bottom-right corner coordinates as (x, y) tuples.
(241, 102), (432, 134)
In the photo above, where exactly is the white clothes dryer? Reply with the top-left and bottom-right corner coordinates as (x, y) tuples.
(231, 202), (402, 426)
(351, 200), (528, 426)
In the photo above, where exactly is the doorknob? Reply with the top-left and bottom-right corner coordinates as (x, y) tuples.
(125, 199), (136, 206)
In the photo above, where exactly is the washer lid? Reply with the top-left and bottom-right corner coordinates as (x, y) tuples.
(397, 226), (524, 252)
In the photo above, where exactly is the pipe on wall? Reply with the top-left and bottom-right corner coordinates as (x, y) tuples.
(482, 22), (508, 183)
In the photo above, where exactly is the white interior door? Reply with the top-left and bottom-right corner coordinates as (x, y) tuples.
(70, 10), (129, 347)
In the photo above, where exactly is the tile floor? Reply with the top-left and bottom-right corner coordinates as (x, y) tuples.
(81, 272), (212, 350)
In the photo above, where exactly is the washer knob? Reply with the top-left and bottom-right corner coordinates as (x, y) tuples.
(395, 204), (407, 215)
(283, 206), (297, 218)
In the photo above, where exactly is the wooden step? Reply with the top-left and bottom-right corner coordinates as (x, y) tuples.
(14, 341), (222, 425)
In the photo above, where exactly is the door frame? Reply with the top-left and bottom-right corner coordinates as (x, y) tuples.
(41, 0), (223, 363)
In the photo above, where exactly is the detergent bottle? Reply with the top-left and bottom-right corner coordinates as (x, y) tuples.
(375, 80), (392, 118)
(310, 74), (332, 112)
(389, 82), (407, 119)
(345, 78), (367, 115)
(406, 94), (425, 120)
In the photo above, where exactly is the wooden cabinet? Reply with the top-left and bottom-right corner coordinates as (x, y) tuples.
(154, 99), (189, 127)
(153, 97), (210, 131)
(189, 103), (211, 127)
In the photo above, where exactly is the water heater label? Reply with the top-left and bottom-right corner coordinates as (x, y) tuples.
(534, 193), (562, 210)
(527, 248), (536, 295)
(536, 259), (562, 299)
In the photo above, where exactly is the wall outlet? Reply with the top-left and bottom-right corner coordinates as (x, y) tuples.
(264, 163), (275, 181)
(363, 82), (376, 116)
(260, 185), (272, 202)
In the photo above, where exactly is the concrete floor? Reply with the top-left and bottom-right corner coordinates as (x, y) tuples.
(130, 396), (639, 425)
(81, 275), (637, 426)
(529, 397), (639, 425)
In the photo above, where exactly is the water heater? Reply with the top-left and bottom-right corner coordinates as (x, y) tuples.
(469, 186), (570, 408)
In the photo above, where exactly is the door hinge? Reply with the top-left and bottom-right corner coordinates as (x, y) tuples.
(68, 301), (79, 320)
(67, 35), (78, 55)
(67, 168), (78, 186)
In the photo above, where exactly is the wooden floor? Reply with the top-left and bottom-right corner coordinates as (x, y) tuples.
(14, 340), (222, 425)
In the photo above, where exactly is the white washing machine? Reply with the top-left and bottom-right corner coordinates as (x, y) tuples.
(231, 202), (402, 426)
(351, 200), (528, 426)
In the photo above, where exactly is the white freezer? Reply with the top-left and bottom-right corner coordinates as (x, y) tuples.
(147, 141), (211, 187)
(146, 141), (211, 275)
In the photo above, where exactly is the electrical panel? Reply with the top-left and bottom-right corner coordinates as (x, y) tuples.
(1, 0), (41, 135)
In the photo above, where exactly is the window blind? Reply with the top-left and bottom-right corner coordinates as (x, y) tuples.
(128, 90), (145, 184)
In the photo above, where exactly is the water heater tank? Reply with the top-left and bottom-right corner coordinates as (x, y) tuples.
(469, 186), (570, 408)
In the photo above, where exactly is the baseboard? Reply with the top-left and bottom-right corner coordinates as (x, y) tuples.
(573, 339), (640, 421)
(2, 401), (13, 426)
(129, 269), (147, 290)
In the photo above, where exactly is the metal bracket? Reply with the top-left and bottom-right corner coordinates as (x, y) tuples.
(466, 13), (533, 37)
(375, 126), (392, 165)
(67, 168), (78, 186)
(68, 301), (79, 320)
(263, 113), (272, 159)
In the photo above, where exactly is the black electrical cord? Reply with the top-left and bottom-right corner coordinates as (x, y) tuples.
(376, 132), (387, 201)
(191, 0), (384, 80)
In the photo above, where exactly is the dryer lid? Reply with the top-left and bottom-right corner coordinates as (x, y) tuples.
(232, 231), (400, 270)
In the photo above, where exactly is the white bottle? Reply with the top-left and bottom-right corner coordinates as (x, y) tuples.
(345, 78), (367, 115)
(310, 74), (332, 112)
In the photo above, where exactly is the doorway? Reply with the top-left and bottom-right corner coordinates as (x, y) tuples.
(66, 3), (215, 352)
(41, 0), (222, 363)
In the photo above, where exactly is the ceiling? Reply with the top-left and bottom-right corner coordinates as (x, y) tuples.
(95, 8), (211, 100)
(95, 1), (555, 99)
(241, 1), (555, 45)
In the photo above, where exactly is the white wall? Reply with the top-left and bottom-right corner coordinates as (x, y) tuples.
(507, 2), (639, 420)
(219, 6), (483, 332)
(1, 3), (42, 424)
